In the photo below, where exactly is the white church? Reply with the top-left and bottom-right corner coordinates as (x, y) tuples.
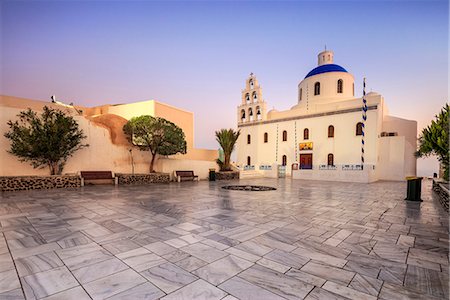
(235, 50), (417, 182)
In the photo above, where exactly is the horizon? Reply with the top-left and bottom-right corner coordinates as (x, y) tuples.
(1, 0), (447, 176)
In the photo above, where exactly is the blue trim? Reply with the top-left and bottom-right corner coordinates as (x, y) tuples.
(305, 64), (348, 79)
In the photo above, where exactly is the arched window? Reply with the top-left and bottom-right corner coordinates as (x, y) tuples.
(264, 132), (268, 143)
(314, 82), (320, 95)
(299, 88), (303, 101)
(337, 79), (343, 93)
(256, 106), (261, 120)
(247, 156), (251, 166)
(282, 130), (287, 142)
(304, 128), (309, 140)
(252, 92), (257, 101)
(247, 134), (251, 144)
(328, 125), (334, 138)
(249, 80), (254, 89)
(245, 93), (250, 102)
(327, 153), (334, 166)
(282, 155), (287, 166)
(241, 109), (246, 121)
(356, 122), (363, 136)
(248, 108), (253, 121)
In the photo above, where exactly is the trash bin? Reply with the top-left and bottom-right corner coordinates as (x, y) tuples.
(209, 169), (216, 181)
(405, 177), (423, 201)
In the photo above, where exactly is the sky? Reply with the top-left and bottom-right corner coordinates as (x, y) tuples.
(1, 0), (448, 176)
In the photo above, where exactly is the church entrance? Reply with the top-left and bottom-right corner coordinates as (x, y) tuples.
(300, 154), (313, 169)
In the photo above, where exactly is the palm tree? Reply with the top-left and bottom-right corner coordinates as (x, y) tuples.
(215, 129), (241, 171)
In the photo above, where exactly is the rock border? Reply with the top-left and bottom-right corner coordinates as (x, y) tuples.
(116, 173), (170, 185)
(433, 179), (449, 212)
(216, 171), (240, 180)
(0, 175), (81, 192)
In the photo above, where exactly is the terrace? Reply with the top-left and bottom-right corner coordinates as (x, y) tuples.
(0, 179), (448, 299)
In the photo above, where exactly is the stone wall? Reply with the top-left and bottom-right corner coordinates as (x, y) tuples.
(433, 179), (449, 212)
(216, 171), (240, 180)
(116, 173), (170, 185)
(0, 175), (81, 192)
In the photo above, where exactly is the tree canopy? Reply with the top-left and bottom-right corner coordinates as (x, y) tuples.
(4, 106), (88, 175)
(416, 103), (449, 181)
(215, 128), (240, 171)
(123, 115), (187, 172)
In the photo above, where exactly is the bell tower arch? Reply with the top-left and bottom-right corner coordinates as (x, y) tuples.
(237, 73), (267, 124)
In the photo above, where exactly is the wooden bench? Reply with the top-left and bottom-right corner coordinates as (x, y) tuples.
(80, 171), (118, 186)
(175, 170), (199, 182)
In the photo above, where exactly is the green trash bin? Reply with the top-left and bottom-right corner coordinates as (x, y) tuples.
(405, 177), (423, 201)
(209, 169), (216, 181)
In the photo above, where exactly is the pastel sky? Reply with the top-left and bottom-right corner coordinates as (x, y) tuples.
(1, 0), (448, 176)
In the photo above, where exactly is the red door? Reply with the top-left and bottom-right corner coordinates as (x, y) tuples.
(300, 154), (313, 169)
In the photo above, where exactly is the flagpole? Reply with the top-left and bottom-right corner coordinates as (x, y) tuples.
(361, 78), (367, 170)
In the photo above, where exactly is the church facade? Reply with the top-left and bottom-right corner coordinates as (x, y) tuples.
(236, 50), (417, 182)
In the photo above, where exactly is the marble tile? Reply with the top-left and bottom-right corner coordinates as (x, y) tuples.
(256, 257), (290, 273)
(370, 242), (408, 264)
(200, 238), (230, 250)
(162, 279), (226, 300)
(144, 241), (177, 256)
(305, 286), (348, 300)
(0, 288), (25, 300)
(11, 242), (61, 259)
(235, 240), (272, 256)
(175, 222), (202, 231)
(225, 246), (260, 262)
(102, 238), (141, 255)
(219, 276), (285, 300)
(322, 281), (377, 300)
(0, 269), (21, 294)
(107, 282), (165, 300)
(41, 286), (91, 300)
(348, 274), (383, 297)
(301, 261), (355, 285)
(238, 264), (314, 300)
(397, 234), (415, 247)
(116, 247), (166, 272)
(71, 257), (128, 283)
(21, 266), (79, 299)
(55, 242), (102, 260)
(0, 253), (14, 273)
(181, 243), (228, 263)
(162, 249), (191, 263)
(63, 249), (112, 270)
(15, 251), (64, 277)
(293, 244), (347, 268)
(404, 265), (449, 299)
(141, 262), (197, 293)
(193, 255), (253, 285)
(379, 282), (444, 300)
(175, 256), (208, 272)
(264, 249), (310, 269)
(83, 268), (146, 299)
(285, 268), (327, 287)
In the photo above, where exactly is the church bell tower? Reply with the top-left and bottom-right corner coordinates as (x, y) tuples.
(237, 73), (267, 124)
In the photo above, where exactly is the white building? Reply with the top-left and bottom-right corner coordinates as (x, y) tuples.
(236, 50), (417, 182)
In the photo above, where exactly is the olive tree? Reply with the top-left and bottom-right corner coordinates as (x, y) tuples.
(4, 106), (88, 175)
(416, 103), (449, 180)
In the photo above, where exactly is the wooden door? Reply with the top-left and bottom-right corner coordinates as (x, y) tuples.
(300, 154), (312, 169)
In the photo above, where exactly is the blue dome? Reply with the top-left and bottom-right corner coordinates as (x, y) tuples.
(305, 64), (348, 79)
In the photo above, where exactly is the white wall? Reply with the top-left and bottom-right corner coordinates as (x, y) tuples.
(292, 165), (377, 183)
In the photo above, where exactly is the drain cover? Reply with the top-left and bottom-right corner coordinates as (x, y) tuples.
(222, 185), (276, 191)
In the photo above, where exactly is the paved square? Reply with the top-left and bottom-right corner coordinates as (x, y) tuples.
(0, 178), (448, 299)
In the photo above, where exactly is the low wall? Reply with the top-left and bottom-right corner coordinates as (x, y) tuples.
(292, 165), (377, 183)
(155, 158), (217, 181)
(216, 171), (239, 180)
(116, 173), (170, 185)
(0, 175), (81, 192)
(433, 179), (449, 212)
